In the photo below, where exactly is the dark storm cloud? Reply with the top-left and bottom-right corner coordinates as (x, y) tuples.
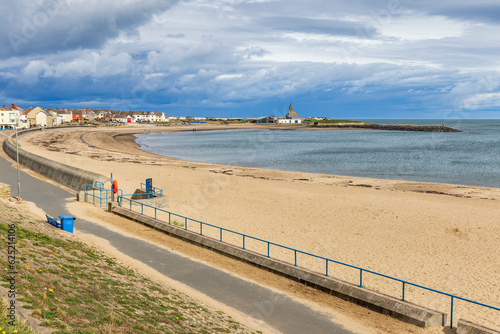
(1, 0), (499, 117)
(0, 0), (177, 58)
(431, 4), (500, 23)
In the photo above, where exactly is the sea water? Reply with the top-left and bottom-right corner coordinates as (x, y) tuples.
(136, 119), (500, 188)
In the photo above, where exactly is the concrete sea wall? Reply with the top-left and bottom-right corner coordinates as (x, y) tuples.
(2, 127), (109, 191)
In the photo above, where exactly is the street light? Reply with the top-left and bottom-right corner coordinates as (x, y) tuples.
(15, 111), (21, 203)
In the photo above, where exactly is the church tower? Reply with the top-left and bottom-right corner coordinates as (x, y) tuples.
(287, 103), (298, 116)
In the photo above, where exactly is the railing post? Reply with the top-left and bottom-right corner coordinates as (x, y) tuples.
(200, 222), (202, 235)
(220, 228), (223, 242)
(169, 213), (171, 224)
(242, 235), (245, 250)
(402, 282), (405, 301)
(294, 250), (297, 266)
(450, 296), (454, 329)
(141, 203), (144, 215)
(155, 207), (157, 220)
(325, 259), (329, 277)
(267, 242), (270, 257)
(359, 269), (363, 288)
(185, 217), (187, 230)
(129, 200), (132, 210)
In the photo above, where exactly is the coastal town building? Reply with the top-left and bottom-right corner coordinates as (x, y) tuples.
(254, 116), (278, 123)
(112, 114), (128, 123)
(82, 110), (96, 122)
(27, 106), (46, 127)
(277, 103), (306, 124)
(0, 104), (23, 129)
(57, 109), (73, 123)
(35, 110), (54, 127)
(72, 110), (83, 122)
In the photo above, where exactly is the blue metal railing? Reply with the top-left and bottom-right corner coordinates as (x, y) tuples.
(83, 181), (164, 206)
(115, 195), (500, 330)
(139, 182), (163, 198)
(84, 182), (123, 207)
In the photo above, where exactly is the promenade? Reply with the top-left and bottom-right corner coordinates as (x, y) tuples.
(0, 153), (362, 334)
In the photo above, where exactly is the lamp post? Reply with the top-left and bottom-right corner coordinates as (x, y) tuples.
(15, 112), (21, 203)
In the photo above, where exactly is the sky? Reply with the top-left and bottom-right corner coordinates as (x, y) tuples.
(1, 0), (500, 119)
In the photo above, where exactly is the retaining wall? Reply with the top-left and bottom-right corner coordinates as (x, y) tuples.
(458, 319), (500, 334)
(110, 204), (447, 328)
(2, 127), (109, 191)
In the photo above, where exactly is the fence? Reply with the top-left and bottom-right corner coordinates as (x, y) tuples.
(84, 181), (163, 206)
(84, 182), (121, 207)
(139, 182), (163, 198)
(85, 184), (499, 329)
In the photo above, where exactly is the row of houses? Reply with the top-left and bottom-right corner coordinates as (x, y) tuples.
(0, 104), (176, 129)
(1, 102), (317, 129)
(0, 105), (92, 129)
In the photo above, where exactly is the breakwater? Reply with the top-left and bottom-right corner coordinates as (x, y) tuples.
(312, 123), (462, 132)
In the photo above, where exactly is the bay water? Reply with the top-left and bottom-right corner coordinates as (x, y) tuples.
(136, 119), (500, 188)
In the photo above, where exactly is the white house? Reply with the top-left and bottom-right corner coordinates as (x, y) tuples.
(0, 104), (21, 129)
(35, 111), (54, 127)
(57, 110), (73, 123)
(27, 106), (46, 127)
(155, 112), (166, 122)
(278, 118), (302, 124)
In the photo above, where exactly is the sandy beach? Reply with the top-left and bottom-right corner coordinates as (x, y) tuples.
(12, 124), (500, 330)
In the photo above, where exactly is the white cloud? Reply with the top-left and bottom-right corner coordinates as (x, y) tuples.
(21, 50), (132, 79)
(215, 74), (243, 80)
(379, 14), (468, 41)
(461, 92), (500, 110)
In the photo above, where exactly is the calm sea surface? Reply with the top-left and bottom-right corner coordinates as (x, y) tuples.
(136, 119), (500, 188)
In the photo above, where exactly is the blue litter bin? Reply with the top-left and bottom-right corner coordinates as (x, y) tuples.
(59, 216), (75, 233)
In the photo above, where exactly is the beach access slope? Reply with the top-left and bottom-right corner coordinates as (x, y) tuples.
(14, 124), (500, 330)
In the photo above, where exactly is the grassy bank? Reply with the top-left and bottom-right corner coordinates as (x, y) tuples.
(0, 199), (261, 334)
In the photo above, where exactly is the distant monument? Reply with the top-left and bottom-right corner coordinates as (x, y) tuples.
(283, 103), (305, 123)
(288, 103), (299, 116)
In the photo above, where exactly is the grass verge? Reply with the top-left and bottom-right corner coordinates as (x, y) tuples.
(0, 198), (261, 334)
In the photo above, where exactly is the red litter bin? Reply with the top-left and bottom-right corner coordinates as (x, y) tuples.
(59, 216), (75, 233)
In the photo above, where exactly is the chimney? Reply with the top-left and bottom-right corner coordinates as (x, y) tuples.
(12, 103), (15, 108)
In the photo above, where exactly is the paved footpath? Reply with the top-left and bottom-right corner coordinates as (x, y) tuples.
(0, 155), (361, 334)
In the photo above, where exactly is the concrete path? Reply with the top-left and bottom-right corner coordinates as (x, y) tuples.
(0, 155), (360, 334)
